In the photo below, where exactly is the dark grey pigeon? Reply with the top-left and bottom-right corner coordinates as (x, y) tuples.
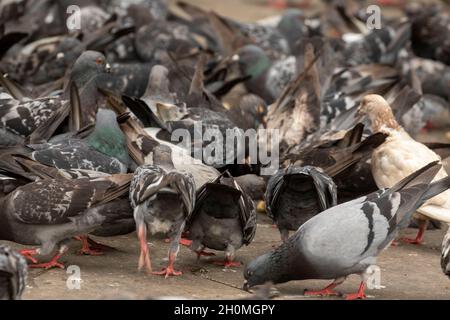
(186, 171), (256, 268)
(0, 173), (131, 269)
(236, 44), (296, 104)
(129, 144), (196, 277)
(0, 50), (111, 139)
(30, 108), (130, 174)
(0, 245), (27, 300)
(266, 166), (337, 242)
(442, 228), (450, 278)
(244, 161), (450, 299)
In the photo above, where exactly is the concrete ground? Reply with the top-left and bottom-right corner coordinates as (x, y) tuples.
(1, 212), (449, 300)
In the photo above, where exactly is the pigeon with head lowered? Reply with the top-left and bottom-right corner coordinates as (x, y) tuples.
(0, 245), (27, 300)
(186, 171), (256, 268)
(129, 144), (196, 277)
(266, 166), (337, 242)
(0, 173), (131, 269)
(244, 161), (450, 299)
(357, 94), (450, 244)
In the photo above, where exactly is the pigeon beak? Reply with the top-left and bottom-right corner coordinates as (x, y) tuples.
(105, 63), (111, 73)
(231, 54), (240, 62)
(243, 280), (250, 292)
(56, 52), (65, 60)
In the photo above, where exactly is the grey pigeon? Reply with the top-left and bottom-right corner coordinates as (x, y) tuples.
(443, 228), (450, 278)
(244, 161), (450, 299)
(0, 245), (27, 300)
(266, 166), (337, 242)
(236, 44), (296, 104)
(129, 144), (196, 277)
(0, 173), (131, 269)
(186, 171), (256, 268)
(0, 50), (111, 141)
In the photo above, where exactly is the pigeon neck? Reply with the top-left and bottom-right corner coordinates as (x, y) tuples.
(86, 115), (129, 166)
(247, 55), (271, 79)
(371, 109), (400, 134)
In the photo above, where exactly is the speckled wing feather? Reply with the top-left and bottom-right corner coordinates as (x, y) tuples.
(130, 165), (196, 218)
(0, 245), (27, 300)
(30, 140), (126, 174)
(442, 228), (450, 278)
(231, 175), (257, 245)
(9, 178), (110, 225)
(0, 94), (63, 136)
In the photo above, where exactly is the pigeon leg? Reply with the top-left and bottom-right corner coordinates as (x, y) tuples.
(153, 224), (184, 278)
(194, 245), (216, 259)
(212, 245), (241, 268)
(304, 277), (345, 297)
(76, 235), (104, 256)
(29, 246), (68, 269)
(137, 223), (152, 274)
(400, 219), (428, 245)
(279, 228), (289, 242)
(345, 282), (367, 300)
(19, 248), (39, 264)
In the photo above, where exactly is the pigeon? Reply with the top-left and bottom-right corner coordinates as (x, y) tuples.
(358, 94), (450, 244)
(225, 94), (267, 131)
(266, 166), (337, 242)
(0, 245), (27, 300)
(244, 161), (450, 299)
(407, 3), (450, 66)
(29, 108), (131, 174)
(235, 44), (297, 104)
(0, 173), (131, 268)
(129, 144), (196, 277)
(186, 171), (256, 267)
(0, 50), (111, 139)
(442, 228), (450, 278)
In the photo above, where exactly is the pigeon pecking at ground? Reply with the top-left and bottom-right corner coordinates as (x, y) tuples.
(0, 173), (131, 269)
(186, 171), (257, 268)
(129, 144), (196, 277)
(244, 161), (450, 299)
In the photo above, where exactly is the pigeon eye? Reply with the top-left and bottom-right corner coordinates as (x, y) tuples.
(95, 57), (104, 65)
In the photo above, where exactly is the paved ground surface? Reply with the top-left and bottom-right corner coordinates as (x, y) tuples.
(2, 213), (449, 300)
(2, 0), (449, 301)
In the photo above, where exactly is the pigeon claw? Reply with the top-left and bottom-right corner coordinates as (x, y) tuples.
(179, 238), (193, 247)
(213, 260), (241, 268)
(29, 256), (65, 270)
(399, 237), (423, 245)
(345, 282), (367, 300)
(19, 249), (39, 264)
(152, 267), (183, 278)
(78, 247), (104, 256)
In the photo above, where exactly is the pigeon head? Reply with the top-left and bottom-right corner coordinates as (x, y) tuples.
(70, 51), (111, 88)
(243, 252), (281, 290)
(357, 94), (399, 132)
(235, 45), (271, 80)
(86, 108), (131, 168)
(277, 9), (307, 41)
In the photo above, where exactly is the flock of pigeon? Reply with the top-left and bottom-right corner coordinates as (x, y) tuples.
(0, 0), (449, 300)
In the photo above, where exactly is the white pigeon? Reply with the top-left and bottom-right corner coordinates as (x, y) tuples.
(357, 94), (450, 244)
